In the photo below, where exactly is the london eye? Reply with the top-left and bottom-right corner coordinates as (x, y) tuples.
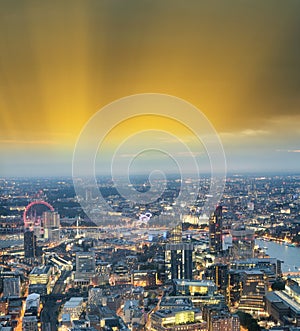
(23, 200), (54, 229)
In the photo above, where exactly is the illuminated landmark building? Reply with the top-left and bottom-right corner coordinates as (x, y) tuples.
(150, 308), (207, 331)
(174, 279), (217, 296)
(209, 206), (223, 254)
(28, 265), (52, 295)
(24, 229), (37, 259)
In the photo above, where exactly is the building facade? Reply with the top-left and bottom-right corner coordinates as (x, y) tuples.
(24, 230), (37, 259)
(3, 277), (20, 297)
(165, 243), (194, 280)
(231, 227), (254, 260)
(209, 206), (223, 254)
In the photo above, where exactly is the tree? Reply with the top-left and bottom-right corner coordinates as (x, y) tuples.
(237, 311), (261, 331)
(271, 280), (285, 291)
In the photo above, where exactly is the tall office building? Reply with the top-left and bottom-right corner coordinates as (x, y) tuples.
(22, 293), (40, 331)
(24, 230), (37, 259)
(165, 242), (194, 280)
(238, 270), (267, 316)
(25, 293), (40, 316)
(42, 211), (60, 228)
(42, 211), (60, 241)
(165, 222), (194, 280)
(205, 264), (229, 294)
(209, 206), (223, 254)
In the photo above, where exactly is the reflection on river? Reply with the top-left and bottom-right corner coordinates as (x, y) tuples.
(0, 234), (23, 249)
(256, 239), (300, 273)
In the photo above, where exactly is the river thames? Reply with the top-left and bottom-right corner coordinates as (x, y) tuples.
(256, 239), (300, 273)
(0, 236), (299, 273)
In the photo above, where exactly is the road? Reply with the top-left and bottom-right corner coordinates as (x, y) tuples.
(41, 270), (71, 331)
(41, 296), (61, 331)
(52, 270), (71, 294)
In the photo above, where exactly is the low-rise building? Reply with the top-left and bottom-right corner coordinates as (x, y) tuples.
(174, 279), (217, 296)
(62, 297), (84, 321)
(151, 308), (207, 331)
(265, 291), (300, 327)
(28, 265), (52, 295)
(3, 278), (20, 298)
(22, 315), (38, 331)
(131, 270), (157, 287)
(202, 305), (240, 331)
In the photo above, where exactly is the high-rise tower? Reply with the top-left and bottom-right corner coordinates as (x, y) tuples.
(24, 229), (37, 259)
(42, 211), (60, 241)
(209, 206), (223, 254)
(165, 222), (194, 280)
(165, 242), (194, 280)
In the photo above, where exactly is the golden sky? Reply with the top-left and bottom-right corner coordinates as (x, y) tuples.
(0, 0), (300, 175)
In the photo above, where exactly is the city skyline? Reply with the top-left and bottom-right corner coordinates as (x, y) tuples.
(0, 173), (300, 329)
(1, 1), (300, 176)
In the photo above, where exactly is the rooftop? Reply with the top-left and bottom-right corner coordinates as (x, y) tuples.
(63, 297), (84, 309)
(174, 279), (216, 287)
(242, 269), (264, 275)
(30, 265), (51, 275)
(153, 307), (201, 318)
(160, 297), (193, 307)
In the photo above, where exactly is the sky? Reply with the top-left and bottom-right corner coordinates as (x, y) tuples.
(0, 0), (300, 176)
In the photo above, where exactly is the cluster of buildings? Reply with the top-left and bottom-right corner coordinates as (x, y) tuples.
(23, 210), (61, 262)
(0, 175), (300, 331)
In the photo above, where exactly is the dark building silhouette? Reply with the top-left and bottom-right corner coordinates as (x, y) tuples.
(24, 230), (36, 259)
(205, 263), (229, 294)
(209, 206), (223, 254)
(165, 242), (194, 280)
(165, 223), (194, 280)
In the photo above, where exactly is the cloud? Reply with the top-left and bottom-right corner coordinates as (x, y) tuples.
(276, 149), (300, 153)
(0, 139), (58, 145)
(112, 150), (205, 160)
(220, 129), (270, 139)
(240, 129), (270, 136)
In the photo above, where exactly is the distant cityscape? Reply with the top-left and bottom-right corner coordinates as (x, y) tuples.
(0, 174), (300, 331)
